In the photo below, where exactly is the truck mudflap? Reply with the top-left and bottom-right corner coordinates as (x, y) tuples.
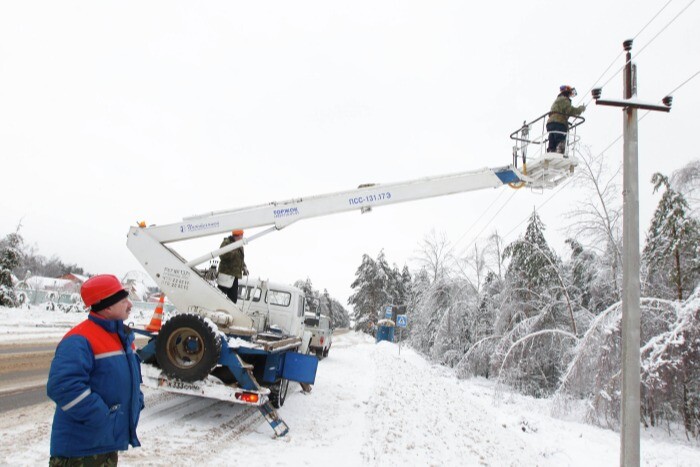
(282, 352), (318, 385)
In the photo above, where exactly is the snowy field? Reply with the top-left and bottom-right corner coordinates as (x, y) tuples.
(0, 305), (698, 466)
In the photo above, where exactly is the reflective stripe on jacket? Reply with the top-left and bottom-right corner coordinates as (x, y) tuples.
(47, 313), (143, 457)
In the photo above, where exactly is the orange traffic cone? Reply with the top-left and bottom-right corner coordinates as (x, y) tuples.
(146, 293), (165, 332)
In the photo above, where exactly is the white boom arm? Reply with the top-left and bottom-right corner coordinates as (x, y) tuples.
(127, 159), (573, 335)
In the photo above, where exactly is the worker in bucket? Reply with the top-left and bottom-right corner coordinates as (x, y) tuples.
(217, 229), (248, 303)
(546, 85), (586, 154)
(47, 274), (144, 466)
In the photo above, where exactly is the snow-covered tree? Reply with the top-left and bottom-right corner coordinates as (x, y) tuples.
(429, 282), (476, 367)
(0, 231), (23, 307)
(407, 267), (445, 354)
(293, 278), (350, 328)
(566, 147), (622, 303)
(349, 251), (415, 336)
(294, 277), (317, 310)
(671, 159), (700, 217)
(491, 211), (580, 396)
(556, 292), (698, 438)
(502, 209), (560, 309)
(348, 253), (387, 334)
(641, 288), (700, 438)
(565, 239), (600, 313)
(643, 172), (700, 301)
(486, 230), (506, 280)
(396, 265), (412, 306)
(457, 243), (487, 294)
(13, 240), (86, 279)
(323, 291), (351, 328)
(413, 230), (454, 283)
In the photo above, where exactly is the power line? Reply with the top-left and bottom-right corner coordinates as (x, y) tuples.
(582, 0), (695, 106)
(666, 68), (700, 95)
(632, 0), (676, 40)
(579, 0), (674, 107)
(635, 0), (696, 57)
(497, 175), (580, 245)
(456, 189), (518, 257)
(451, 186), (507, 250)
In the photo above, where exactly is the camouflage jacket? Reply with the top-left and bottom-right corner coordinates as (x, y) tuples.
(218, 236), (246, 278)
(547, 95), (585, 126)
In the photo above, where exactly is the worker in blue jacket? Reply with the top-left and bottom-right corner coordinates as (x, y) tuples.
(47, 274), (144, 466)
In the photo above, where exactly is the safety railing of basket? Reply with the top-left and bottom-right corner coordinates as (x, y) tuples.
(509, 112), (585, 170)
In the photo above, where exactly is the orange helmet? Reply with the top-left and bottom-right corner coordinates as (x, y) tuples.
(559, 85), (577, 97)
(81, 274), (128, 311)
(232, 229), (244, 236)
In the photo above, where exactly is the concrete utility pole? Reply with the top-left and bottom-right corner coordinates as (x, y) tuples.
(592, 40), (672, 467)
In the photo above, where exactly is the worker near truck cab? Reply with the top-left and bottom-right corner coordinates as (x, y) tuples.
(217, 229), (248, 303)
(47, 274), (144, 466)
(546, 85), (586, 154)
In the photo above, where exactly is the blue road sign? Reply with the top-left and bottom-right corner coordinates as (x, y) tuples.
(384, 306), (393, 319)
(397, 314), (407, 327)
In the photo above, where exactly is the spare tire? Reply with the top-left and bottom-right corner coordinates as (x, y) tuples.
(156, 313), (221, 382)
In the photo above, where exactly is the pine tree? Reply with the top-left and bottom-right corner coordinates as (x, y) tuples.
(0, 232), (23, 307)
(502, 210), (560, 309)
(348, 253), (387, 334)
(294, 277), (316, 309)
(293, 278), (351, 328)
(397, 265), (412, 305)
(643, 172), (700, 301)
(497, 211), (575, 396)
(375, 250), (393, 302)
(565, 239), (597, 312)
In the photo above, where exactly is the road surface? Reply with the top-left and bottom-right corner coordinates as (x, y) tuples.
(0, 341), (55, 412)
(0, 336), (149, 413)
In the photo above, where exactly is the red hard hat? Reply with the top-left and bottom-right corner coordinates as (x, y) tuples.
(232, 229), (244, 236)
(81, 274), (126, 308)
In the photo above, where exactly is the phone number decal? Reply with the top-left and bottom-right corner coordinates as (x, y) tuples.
(349, 192), (392, 206)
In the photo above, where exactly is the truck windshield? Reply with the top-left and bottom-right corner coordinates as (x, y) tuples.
(304, 318), (319, 327)
(238, 286), (262, 302)
(266, 290), (292, 307)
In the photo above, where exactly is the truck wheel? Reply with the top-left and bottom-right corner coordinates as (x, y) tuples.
(269, 379), (289, 408)
(156, 314), (221, 382)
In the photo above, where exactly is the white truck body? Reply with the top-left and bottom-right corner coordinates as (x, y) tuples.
(235, 277), (309, 349)
(304, 313), (333, 358)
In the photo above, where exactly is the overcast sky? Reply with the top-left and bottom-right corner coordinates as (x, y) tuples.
(1, 1), (698, 308)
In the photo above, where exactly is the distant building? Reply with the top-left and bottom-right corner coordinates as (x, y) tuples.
(59, 273), (89, 285)
(18, 276), (78, 293)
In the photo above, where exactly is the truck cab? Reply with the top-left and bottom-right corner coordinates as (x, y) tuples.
(236, 277), (308, 341)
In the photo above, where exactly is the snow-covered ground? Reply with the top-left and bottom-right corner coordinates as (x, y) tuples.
(0, 305), (698, 466)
